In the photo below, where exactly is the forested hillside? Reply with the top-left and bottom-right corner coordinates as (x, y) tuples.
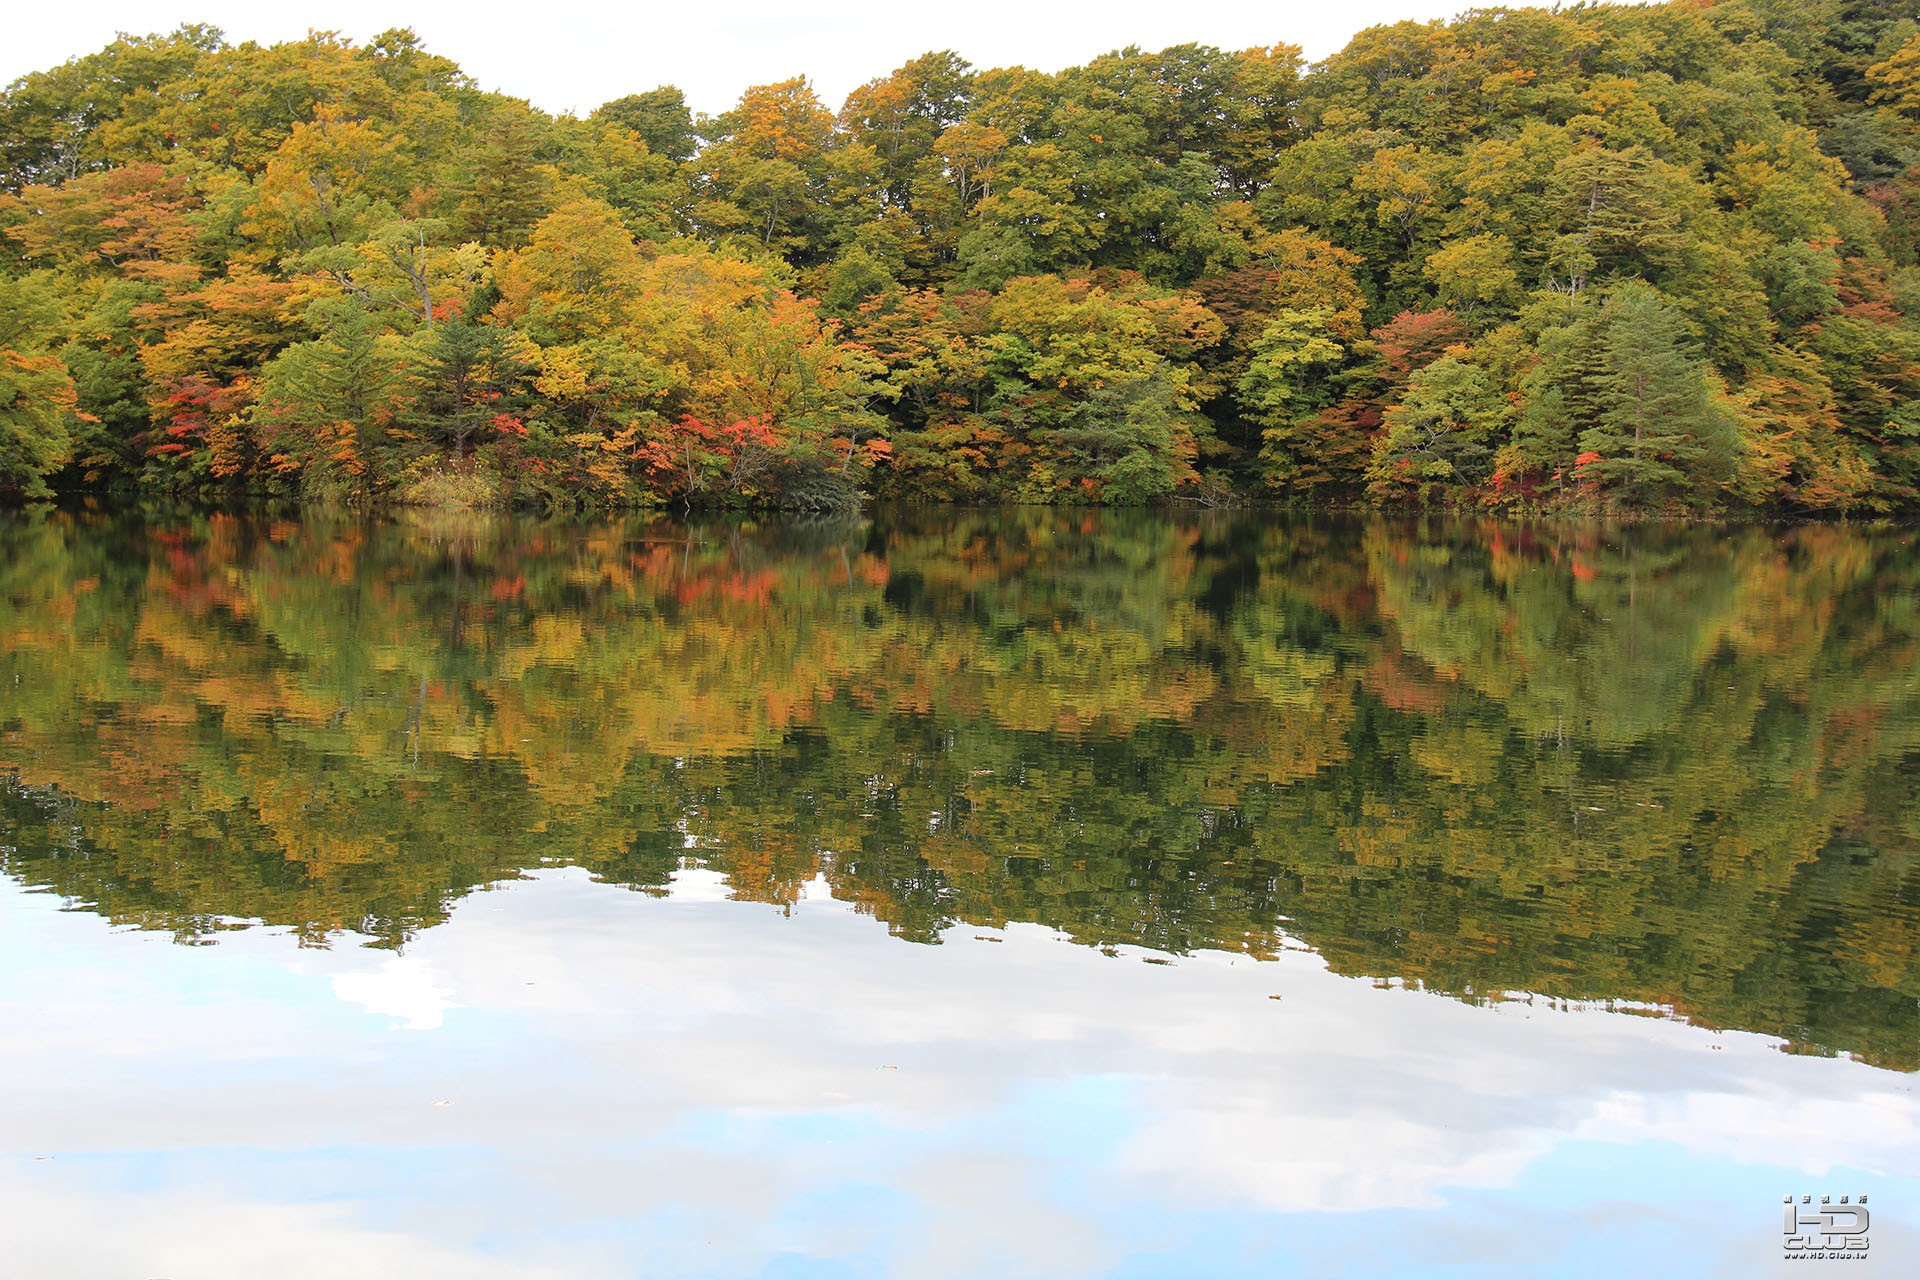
(3, 2), (1919, 511)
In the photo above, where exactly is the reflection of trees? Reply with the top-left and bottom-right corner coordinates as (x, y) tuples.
(1, 511), (1917, 1068)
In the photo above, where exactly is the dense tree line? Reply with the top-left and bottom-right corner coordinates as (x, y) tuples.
(2, 510), (1917, 1066)
(3, 3), (1920, 511)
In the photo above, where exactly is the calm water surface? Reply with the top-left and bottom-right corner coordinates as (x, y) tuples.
(2, 509), (1917, 1278)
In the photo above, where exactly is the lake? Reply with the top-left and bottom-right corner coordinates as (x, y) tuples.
(2, 508), (1916, 1277)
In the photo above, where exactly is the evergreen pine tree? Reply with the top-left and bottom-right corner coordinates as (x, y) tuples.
(1578, 283), (1740, 507)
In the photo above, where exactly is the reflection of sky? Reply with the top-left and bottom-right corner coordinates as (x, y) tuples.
(2, 869), (1914, 1279)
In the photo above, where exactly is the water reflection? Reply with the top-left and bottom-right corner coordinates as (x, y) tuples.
(3, 509), (1918, 1069)
(3, 870), (1914, 1279)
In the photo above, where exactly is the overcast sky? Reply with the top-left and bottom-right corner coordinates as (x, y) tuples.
(6, 1), (1499, 119)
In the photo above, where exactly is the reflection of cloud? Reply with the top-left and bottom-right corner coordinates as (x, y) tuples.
(332, 954), (458, 1030)
(2, 870), (1916, 1279)
(663, 865), (736, 902)
(0, 1170), (565, 1280)
(1572, 1087), (1920, 1177)
(1121, 1104), (1558, 1212)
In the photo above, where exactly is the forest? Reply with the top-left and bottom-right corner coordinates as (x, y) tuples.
(2, 1), (1920, 512)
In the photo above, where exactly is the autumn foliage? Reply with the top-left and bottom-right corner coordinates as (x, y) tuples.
(4, 6), (1920, 511)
